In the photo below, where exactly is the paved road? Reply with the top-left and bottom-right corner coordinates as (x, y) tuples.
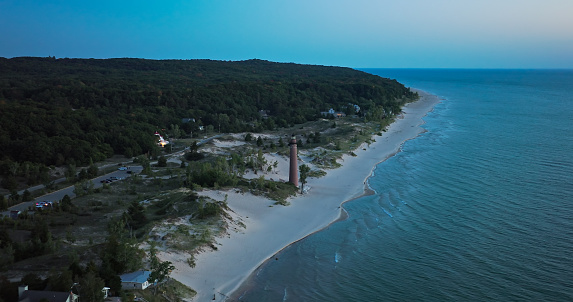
(197, 134), (223, 146)
(1, 134), (222, 217)
(2, 166), (143, 216)
(2, 160), (135, 200)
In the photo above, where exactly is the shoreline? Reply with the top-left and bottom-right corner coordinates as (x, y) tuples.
(159, 89), (441, 301)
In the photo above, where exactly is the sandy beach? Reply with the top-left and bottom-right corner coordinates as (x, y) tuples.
(159, 90), (441, 301)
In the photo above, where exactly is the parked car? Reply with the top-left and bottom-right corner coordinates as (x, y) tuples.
(35, 201), (52, 209)
(118, 167), (127, 171)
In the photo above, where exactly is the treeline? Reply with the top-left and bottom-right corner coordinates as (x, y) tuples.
(0, 57), (415, 170)
(0, 214), (145, 301)
(0, 192), (178, 301)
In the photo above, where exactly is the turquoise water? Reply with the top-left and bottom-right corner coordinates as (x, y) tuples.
(234, 70), (573, 301)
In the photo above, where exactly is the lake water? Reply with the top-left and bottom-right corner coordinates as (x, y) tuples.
(235, 69), (573, 301)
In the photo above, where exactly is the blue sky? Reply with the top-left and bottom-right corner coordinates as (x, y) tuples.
(1, 0), (572, 68)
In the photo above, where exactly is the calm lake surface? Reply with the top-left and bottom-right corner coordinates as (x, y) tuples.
(235, 69), (573, 301)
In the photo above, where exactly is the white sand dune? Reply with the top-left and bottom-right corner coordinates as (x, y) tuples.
(159, 90), (440, 301)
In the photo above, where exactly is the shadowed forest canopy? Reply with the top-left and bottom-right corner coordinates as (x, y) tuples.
(0, 57), (415, 168)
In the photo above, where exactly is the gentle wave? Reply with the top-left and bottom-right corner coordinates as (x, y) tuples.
(237, 70), (573, 301)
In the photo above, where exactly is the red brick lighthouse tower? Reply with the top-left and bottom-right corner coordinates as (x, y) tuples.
(289, 135), (298, 187)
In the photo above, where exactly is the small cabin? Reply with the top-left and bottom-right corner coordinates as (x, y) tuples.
(120, 270), (152, 290)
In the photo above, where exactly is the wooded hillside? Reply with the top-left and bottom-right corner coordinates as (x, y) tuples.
(0, 57), (415, 180)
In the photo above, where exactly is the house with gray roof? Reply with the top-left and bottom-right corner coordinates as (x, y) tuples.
(18, 285), (77, 302)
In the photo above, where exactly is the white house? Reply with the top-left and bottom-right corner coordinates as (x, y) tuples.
(320, 108), (346, 118)
(120, 270), (152, 290)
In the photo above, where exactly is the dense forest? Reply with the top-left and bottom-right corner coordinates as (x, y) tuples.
(0, 57), (415, 186)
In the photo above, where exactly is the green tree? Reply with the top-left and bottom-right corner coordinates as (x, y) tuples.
(147, 243), (175, 295)
(65, 164), (77, 182)
(170, 124), (181, 139)
(0, 244), (14, 269)
(46, 270), (74, 292)
(74, 179), (94, 196)
(8, 161), (19, 177)
(217, 113), (230, 132)
(157, 156), (167, 167)
(87, 163), (99, 178)
(101, 218), (145, 274)
(1, 176), (18, 191)
(22, 189), (32, 202)
(60, 194), (73, 212)
(135, 155), (152, 175)
(31, 218), (52, 244)
(0, 228), (13, 248)
(0, 195), (7, 211)
(9, 191), (19, 203)
(256, 150), (267, 172)
(125, 200), (147, 230)
(197, 201), (222, 219)
(299, 164), (311, 193)
(229, 153), (243, 176)
(78, 168), (88, 180)
(313, 131), (322, 143)
(254, 175), (265, 190)
(79, 271), (105, 302)
(190, 141), (199, 153)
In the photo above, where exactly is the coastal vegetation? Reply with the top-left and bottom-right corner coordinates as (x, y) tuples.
(0, 57), (417, 300)
(0, 166), (210, 301)
(0, 57), (415, 194)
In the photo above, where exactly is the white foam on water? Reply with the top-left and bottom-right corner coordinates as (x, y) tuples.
(383, 208), (393, 218)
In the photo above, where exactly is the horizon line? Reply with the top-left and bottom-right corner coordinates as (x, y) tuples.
(2, 55), (572, 70)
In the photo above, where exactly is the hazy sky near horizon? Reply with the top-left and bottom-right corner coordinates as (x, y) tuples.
(1, 0), (572, 68)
